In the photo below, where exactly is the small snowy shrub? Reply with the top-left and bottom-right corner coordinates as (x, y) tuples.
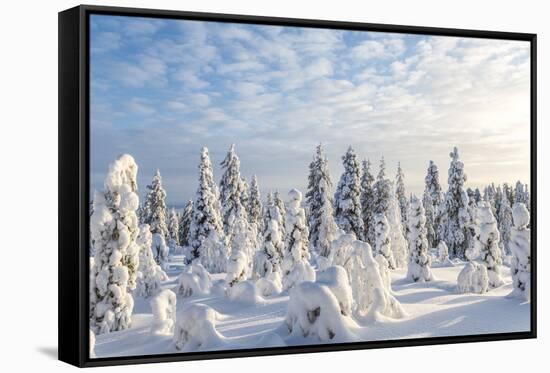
(150, 289), (177, 335)
(228, 280), (263, 305)
(406, 196), (433, 282)
(176, 263), (212, 297)
(508, 203), (531, 301)
(282, 260), (315, 291)
(457, 261), (489, 294)
(316, 266), (353, 316)
(477, 203), (504, 288)
(283, 281), (355, 341)
(327, 236), (404, 319)
(436, 241), (454, 266)
(151, 233), (169, 268)
(225, 250), (249, 288)
(256, 272), (283, 297)
(173, 304), (225, 351)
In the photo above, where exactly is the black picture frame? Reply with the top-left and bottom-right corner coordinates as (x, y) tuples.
(58, 4), (537, 368)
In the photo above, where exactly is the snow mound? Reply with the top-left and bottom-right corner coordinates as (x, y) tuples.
(282, 261), (315, 290)
(256, 272), (283, 297)
(316, 266), (353, 316)
(434, 241), (454, 267)
(225, 250), (249, 288)
(173, 304), (225, 351)
(151, 233), (169, 268)
(176, 263), (212, 297)
(457, 262), (489, 294)
(283, 280), (356, 342)
(228, 280), (263, 305)
(328, 235), (404, 319)
(150, 289), (177, 335)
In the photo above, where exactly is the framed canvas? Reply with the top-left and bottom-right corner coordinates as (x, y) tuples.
(58, 4), (537, 368)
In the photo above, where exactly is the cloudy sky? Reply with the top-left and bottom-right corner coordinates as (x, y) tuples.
(90, 15), (531, 206)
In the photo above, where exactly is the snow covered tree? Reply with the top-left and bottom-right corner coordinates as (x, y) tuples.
(515, 181), (530, 212)
(483, 183), (497, 217)
(253, 217), (284, 279)
(143, 170), (169, 239)
(282, 189), (314, 290)
(508, 203), (531, 301)
(387, 187), (408, 268)
(406, 196), (433, 282)
(497, 190), (513, 256)
(90, 154), (139, 334)
(220, 144), (255, 284)
(395, 162), (409, 233)
(373, 157), (392, 215)
(189, 147), (225, 269)
(135, 224), (164, 298)
(360, 159), (376, 244)
(373, 212), (395, 270)
(440, 147), (470, 259)
(248, 175), (263, 232)
(474, 188), (482, 204)
(240, 177), (250, 212)
(167, 208), (180, 247)
(334, 146), (363, 239)
(178, 200), (193, 247)
(424, 160), (444, 246)
(220, 144), (248, 235)
(477, 203), (504, 288)
(306, 144), (338, 257)
(422, 190), (436, 249)
(273, 190), (286, 239)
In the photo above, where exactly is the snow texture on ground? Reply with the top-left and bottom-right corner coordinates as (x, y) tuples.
(94, 255), (530, 358)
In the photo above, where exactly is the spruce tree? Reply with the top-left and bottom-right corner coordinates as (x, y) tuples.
(178, 200), (193, 247)
(305, 144), (338, 256)
(395, 162), (409, 233)
(334, 146), (363, 238)
(360, 159), (375, 244)
(144, 170), (169, 239)
(220, 144), (248, 235)
(424, 160), (444, 246)
(220, 144), (255, 282)
(441, 147), (470, 259)
(282, 189), (314, 290)
(373, 157), (391, 215)
(508, 203), (531, 301)
(406, 196), (433, 282)
(273, 190), (286, 239)
(189, 147), (224, 266)
(240, 177), (250, 212)
(422, 190), (436, 249)
(477, 203), (504, 288)
(248, 175), (263, 232)
(497, 190), (513, 256)
(90, 154), (140, 334)
(167, 208), (180, 247)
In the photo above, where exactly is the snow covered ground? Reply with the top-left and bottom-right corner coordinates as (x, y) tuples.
(94, 255), (529, 358)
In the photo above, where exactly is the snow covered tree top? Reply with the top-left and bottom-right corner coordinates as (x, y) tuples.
(512, 203), (529, 228)
(104, 154), (138, 194)
(377, 157), (386, 181)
